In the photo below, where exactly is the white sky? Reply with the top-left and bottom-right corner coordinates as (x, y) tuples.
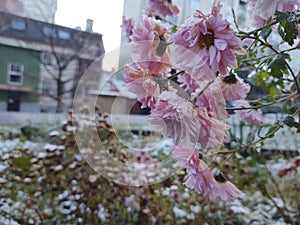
(55, 0), (124, 69)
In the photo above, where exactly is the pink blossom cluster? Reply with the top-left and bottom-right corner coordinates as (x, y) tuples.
(120, 0), (265, 201)
(172, 1), (245, 76)
(182, 148), (243, 201)
(173, 145), (242, 201)
(121, 16), (135, 42)
(144, 0), (180, 18)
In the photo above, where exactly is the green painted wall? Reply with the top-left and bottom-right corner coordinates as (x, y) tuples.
(0, 45), (40, 102)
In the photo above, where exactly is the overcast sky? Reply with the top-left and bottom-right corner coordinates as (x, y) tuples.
(55, 0), (124, 53)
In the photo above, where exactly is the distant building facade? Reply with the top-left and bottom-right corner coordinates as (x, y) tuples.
(0, 11), (104, 112)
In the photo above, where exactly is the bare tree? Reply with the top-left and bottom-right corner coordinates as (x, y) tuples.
(0, 11), (104, 113)
(38, 27), (103, 113)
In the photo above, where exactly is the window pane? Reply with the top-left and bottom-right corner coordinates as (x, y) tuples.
(10, 75), (22, 83)
(11, 20), (26, 31)
(8, 63), (24, 85)
(10, 64), (23, 73)
(43, 26), (56, 37)
(58, 30), (71, 40)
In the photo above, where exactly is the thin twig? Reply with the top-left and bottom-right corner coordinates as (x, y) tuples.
(167, 70), (185, 80)
(192, 79), (215, 104)
(226, 92), (298, 111)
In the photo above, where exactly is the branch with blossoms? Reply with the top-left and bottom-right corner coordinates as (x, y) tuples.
(120, 0), (300, 202)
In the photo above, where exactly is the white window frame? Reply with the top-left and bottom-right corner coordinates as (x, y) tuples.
(7, 62), (24, 85)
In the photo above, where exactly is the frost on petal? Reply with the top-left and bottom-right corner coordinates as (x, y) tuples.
(148, 91), (200, 146)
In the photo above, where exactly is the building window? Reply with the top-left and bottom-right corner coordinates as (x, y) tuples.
(42, 26), (56, 37)
(41, 52), (53, 65)
(7, 63), (24, 85)
(11, 20), (26, 31)
(58, 30), (71, 40)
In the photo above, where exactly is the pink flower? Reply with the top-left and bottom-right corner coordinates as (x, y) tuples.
(177, 72), (200, 92)
(216, 74), (250, 101)
(184, 151), (215, 195)
(197, 108), (229, 149)
(192, 80), (228, 120)
(172, 1), (244, 76)
(208, 173), (243, 202)
(130, 16), (172, 74)
(176, 148), (243, 201)
(121, 16), (135, 42)
(144, 0), (180, 18)
(148, 89), (229, 148)
(124, 63), (151, 83)
(124, 63), (161, 108)
(234, 100), (264, 125)
(248, 0), (300, 27)
(148, 90), (201, 146)
(173, 145), (196, 167)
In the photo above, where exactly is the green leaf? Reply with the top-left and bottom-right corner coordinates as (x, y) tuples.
(267, 53), (289, 78)
(260, 25), (272, 40)
(283, 116), (300, 128)
(260, 71), (270, 80)
(275, 11), (290, 23)
(275, 11), (298, 46)
(265, 126), (277, 138)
